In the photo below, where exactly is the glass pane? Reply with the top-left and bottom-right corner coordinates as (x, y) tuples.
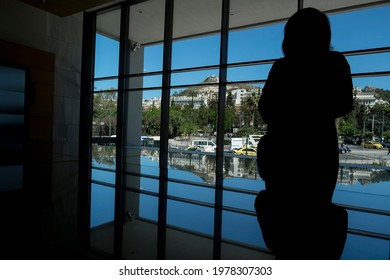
(125, 174), (159, 193)
(123, 193), (158, 259)
(171, 70), (219, 87)
(227, 65), (271, 82)
(169, 85), (218, 152)
(347, 53), (390, 75)
(228, 0), (296, 63)
(91, 144), (116, 170)
(227, 84), (264, 132)
(334, 167), (390, 211)
(223, 190), (257, 212)
(127, 74), (162, 90)
(92, 168), (115, 185)
(92, 92), (117, 138)
(223, 156), (260, 180)
(144, 44), (164, 73)
(352, 76), (390, 93)
(167, 199), (214, 235)
(172, 0), (222, 69)
(168, 149), (217, 185)
(90, 184), (115, 255)
(90, 184), (115, 228)
(222, 210), (262, 248)
(127, 89), (162, 145)
(342, 234), (390, 260)
(168, 182), (215, 204)
(328, 5), (390, 52)
(94, 79), (118, 92)
(172, 34), (221, 69)
(167, 198), (214, 259)
(95, 8), (121, 78)
(347, 210), (390, 236)
(223, 80), (265, 185)
(168, 81), (219, 183)
(128, 0), (165, 75)
(228, 25), (284, 63)
(124, 84), (162, 183)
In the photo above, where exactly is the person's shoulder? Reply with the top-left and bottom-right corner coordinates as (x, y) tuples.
(328, 51), (348, 62)
(271, 57), (287, 69)
(326, 51), (350, 68)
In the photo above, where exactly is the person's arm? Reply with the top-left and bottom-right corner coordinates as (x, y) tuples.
(330, 52), (354, 119)
(258, 60), (282, 124)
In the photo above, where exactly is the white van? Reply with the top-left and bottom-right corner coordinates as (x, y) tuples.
(191, 139), (216, 152)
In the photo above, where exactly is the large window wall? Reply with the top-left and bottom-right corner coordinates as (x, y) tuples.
(81, 0), (390, 260)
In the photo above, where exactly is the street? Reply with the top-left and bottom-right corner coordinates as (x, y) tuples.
(339, 145), (390, 166)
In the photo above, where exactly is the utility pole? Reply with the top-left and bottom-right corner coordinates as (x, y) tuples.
(381, 112), (385, 142)
(363, 117), (366, 150)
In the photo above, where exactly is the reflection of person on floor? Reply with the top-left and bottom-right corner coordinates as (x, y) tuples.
(255, 8), (353, 259)
(388, 147), (390, 155)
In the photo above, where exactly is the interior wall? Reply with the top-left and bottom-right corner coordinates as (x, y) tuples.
(0, 0), (83, 256)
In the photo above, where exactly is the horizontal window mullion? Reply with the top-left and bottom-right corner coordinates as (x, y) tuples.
(338, 203), (390, 217)
(343, 46), (390, 57)
(90, 180), (115, 188)
(352, 71), (390, 78)
(348, 228), (390, 241)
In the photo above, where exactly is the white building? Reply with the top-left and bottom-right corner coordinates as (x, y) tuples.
(231, 89), (251, 106)
(142, 97), (162, 110)
(170, 94), (207, 109)
(354, 86), (389, 106)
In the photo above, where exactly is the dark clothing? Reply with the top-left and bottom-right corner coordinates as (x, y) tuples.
(258, 51), (353, 205)
(256, 51), (353, 259)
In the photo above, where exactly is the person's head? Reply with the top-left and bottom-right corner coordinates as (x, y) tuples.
(282, 7), (331, 58)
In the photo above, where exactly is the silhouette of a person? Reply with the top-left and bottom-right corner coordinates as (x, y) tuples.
(255, 7), (353, 259)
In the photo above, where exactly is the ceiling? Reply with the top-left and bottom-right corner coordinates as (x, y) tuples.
(17, 0), (388, 44)
(17, 0), (118, 17)
(96, 0), (388, 46)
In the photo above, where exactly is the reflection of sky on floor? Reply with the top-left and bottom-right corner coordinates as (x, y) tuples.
(90, 155), (390, 259)
(334, 181), (390, 211)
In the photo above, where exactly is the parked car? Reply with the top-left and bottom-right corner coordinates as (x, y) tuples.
(363, 141), (383, 149)
(233, 146), (257, 156)
(381, 141), (390, 148)
(343, 138), (357, 145)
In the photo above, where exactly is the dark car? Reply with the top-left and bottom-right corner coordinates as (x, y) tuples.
(343, 138), (357, 145)
(381, 141), (390, 148)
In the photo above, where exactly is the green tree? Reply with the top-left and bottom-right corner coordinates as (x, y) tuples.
(93, 90), (117, 136)
(142, 107), (161, 135)
(169, 106), (184, 138)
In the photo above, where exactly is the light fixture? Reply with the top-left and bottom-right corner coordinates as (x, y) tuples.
(130, 40), (141, 52)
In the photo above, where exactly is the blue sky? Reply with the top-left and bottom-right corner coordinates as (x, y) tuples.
(94, 4), (390, 99)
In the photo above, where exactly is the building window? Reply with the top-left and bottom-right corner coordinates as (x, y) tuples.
(81, 0), (390, 260)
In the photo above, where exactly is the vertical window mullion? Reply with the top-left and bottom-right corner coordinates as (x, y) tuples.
(158, 0), (174, 260)
(78, 10), (96, 251)
(298, 0), (303, 10)
(114, 2), (130, 259)
(214, 0), (230, 260)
